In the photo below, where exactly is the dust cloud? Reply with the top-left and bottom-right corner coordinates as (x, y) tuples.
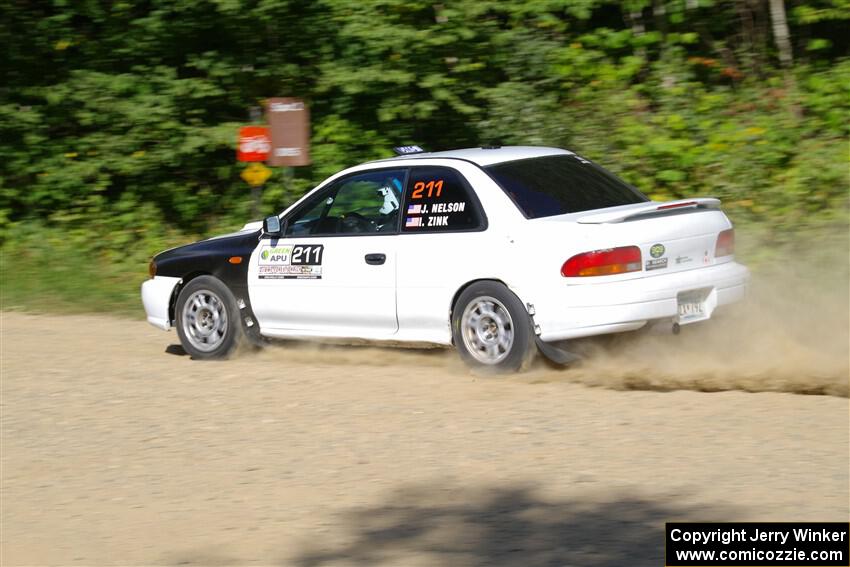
(534, 243), (850, 396)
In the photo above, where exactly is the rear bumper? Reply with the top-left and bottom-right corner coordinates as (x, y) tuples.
(141, 276), (181, 331)
(535, 261), (749, 342)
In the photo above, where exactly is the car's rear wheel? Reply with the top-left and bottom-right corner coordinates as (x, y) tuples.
(175, 275), (243, 360)
(452, 281), (536, 373)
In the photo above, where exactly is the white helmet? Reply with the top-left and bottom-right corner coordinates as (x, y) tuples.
(377, 179), (400, 215)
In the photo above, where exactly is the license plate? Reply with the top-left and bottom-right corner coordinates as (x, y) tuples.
(677, 290), (709, 323)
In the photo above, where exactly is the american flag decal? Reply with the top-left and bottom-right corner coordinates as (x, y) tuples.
(405, 217), (423, 228)
(407, 204), (422, 214)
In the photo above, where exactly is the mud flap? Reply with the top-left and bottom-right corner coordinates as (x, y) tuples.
(235, 296), (268, 347)
(534, 337), (581, 366)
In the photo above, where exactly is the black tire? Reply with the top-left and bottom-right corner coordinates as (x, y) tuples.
(175, 275), (244, 360)
(451, 281), (536, 373)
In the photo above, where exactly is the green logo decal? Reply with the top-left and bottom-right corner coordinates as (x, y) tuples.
(650, 244), (665, 258)
(261, 246), (291, 261)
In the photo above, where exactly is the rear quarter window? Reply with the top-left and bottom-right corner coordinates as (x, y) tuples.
(401, 166), (485, 233)
(485, 154), (648, 219)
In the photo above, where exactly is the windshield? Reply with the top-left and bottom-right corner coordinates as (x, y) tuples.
(484, 154), (648, 219)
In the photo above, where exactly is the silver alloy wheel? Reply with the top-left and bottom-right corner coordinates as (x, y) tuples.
(181, 289), (228, 352)
(460, 295), (515, 365)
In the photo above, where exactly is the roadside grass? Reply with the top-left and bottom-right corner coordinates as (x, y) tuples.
(1, 247), (146, 317)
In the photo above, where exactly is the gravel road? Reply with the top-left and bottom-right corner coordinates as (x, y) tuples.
(2, 311), (848, 566)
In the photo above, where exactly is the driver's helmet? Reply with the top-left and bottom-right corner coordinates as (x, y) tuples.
(377, 177), (402, 215)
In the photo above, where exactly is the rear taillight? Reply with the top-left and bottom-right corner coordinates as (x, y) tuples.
(561, 246), (642, 277)
(715, 229), (735, 257)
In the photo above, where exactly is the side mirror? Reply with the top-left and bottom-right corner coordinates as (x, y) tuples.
(263, 215), (282, 236)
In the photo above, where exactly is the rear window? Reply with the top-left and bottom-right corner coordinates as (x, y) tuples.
(484, 154), (648, 219)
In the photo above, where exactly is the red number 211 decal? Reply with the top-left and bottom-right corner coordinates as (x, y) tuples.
(411, 180), (444, 199)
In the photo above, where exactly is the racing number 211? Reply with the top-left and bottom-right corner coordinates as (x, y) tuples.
(291, 244), (323, 266)
(411, 180), (443, 199)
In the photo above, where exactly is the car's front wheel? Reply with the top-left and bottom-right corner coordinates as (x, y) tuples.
(175, 275), (244, 360)
(452, 281), (536, 373)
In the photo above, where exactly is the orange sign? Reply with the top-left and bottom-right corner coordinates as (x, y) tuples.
(237, 126), (271, 162)
(266, 97), (311, 166)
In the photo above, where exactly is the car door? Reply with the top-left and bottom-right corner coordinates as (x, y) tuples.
(247, 168), (406, 338)
(394, 164), (491, 343)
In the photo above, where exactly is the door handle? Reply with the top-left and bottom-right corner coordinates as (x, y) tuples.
(364, 253), (386, 265)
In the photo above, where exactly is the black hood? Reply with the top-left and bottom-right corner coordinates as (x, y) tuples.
(155, 230), (261, 263)
(154, 229), (261, 289)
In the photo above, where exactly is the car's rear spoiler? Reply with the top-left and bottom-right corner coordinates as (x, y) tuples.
(577, 198), (721, 224)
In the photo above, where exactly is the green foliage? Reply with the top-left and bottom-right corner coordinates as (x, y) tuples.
(1, 0), (848, 312)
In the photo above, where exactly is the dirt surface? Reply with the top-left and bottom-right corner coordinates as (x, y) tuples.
(2, 311), (848, 566)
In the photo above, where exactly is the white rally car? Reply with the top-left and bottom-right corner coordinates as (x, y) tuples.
(142, 146), (749, 371)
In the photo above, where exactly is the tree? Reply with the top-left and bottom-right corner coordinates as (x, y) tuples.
(768, 0), (794, 67)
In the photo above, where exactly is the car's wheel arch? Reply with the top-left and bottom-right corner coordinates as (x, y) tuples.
(448, 278), (531, 344)
(168, 271), (212, 325)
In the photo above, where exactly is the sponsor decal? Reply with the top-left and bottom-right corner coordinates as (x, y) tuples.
(258, 244), (323, 279)
(646, 258), (668, 271)
(650, 243), (666, 258)
(258, 265), (322, 279)
(260, 246), (291, 263)
(675, 255), (693, 265)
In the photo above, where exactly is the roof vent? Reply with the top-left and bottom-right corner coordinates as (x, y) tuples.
(481, 145), (501, 149)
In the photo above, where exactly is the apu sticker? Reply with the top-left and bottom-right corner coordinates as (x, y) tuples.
(258, 244), (324, 279)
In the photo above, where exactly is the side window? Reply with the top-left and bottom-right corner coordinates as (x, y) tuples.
(401, 167), (483, 233)
(285, 169), (406, 236)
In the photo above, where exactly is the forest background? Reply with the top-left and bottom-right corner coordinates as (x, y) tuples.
(1, 0), (847, 313)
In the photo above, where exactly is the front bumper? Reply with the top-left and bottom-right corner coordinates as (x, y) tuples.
(141, 276), (181, 330)
(535, 261), (749, 342)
